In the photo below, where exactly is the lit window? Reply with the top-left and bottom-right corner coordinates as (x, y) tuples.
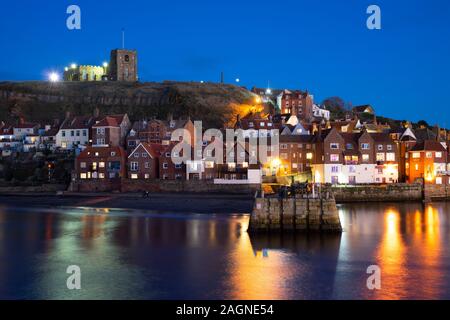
(131, 174), (138, 179)
(377, 145), (383, 151)
(306, 152), (313, 160)
(330, 154), (339, 162)
(80, 162), (86, 168)
(415, 164), (419, 171)
(435, 152), (442, 158)
(80, 173), (86, 179)
(144, 174), (150, 179)
(436, 177), (442, 185)
(386, 153), (395, 161)
(99, 162), (105, 168)
(362, 154), (369, 162)
(99, 173), (105, 179)
(426, 152), (433, 158)
(387, 145), (393, 151)
(376, 153), (385, 161)
(412, 152), (420, 159)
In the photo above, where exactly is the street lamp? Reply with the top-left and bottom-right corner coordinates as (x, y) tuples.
(48, 72), (60, 82)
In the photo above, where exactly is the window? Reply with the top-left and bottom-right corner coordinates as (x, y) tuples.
(131, 174), (138, 179)
(330, 143), (339, 150)
(99, 162), (105, 168)
(62, 131), (66, 137)
(386, 153), (395, 161)
(361, 143), (370, 150)
(76, 130), (80, 137)
(130, 162), (138, 171)
(128, 140), (136, 147)
(281, 153), (288, 160)
(165, 152), (171, 157)
(330, 154), (339, 162)
(376, 153), (385, 161)
(71, 131), (74, 137)
(415, 164), (419, 171)
(436, 177), (442, 185)
(436, 152), (442, 158)
(111, 152), (116, 156)
(99, 173), (105, 179)
(406, 163), (410, 169)
(331, 166), (339, 173)
(378, 168), (383, 174)
(346, 143), (353, 150)
(175, 164), (182, 169)
(83, 130), (87, 137)
(92, 162), (97, 170)
(426, 152), (433, 158)
(280, 144), (288, 150)
(142, 153), (148, 158)
(80, 173), (86, 179)
(331, 176), (339, 184)
(163, 163), (168, 169)
(80, 162), (86, 168)
(412, 152), (420, 159)
(96, 128), (105, 135)
(144, 174), (150, 179)
(134, 152), (139, 158)
(97, 138), (105, 145)
(387, 145), (392, 151)
(377, 145), (383, 151)
(349, 166), (356, 173)
(362, 154), (369, 162)
(306, 152), (313, 160)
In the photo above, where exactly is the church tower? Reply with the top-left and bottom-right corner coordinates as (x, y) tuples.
(108, 49), (138, 81)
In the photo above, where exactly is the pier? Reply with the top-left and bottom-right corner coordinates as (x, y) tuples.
(248, 184), (342, 233)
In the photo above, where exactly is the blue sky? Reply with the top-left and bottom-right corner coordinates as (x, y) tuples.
(1, 0), (449, 126)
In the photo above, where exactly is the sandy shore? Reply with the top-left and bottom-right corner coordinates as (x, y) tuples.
(0, 192), (254, 214)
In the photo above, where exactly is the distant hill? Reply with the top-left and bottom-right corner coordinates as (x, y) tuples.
(0, 81), (260, 128)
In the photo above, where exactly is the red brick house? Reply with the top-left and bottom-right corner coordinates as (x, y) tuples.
(128, 142), (164, 179)
(92, 114), (131, 147)
(407, 140), (448, 184)
(75, 146), (127, 180)
(159, 143), (186, 180)
(278, 89), (314, 120)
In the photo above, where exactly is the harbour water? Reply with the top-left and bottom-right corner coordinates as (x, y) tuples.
(0, 202), (449, 299)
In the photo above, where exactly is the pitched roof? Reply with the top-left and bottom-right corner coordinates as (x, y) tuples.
(78, 146), (127, 159)
(410, 140), (446, 152)
(129, 142), (165, 158)
(14, 122), (39, 129)
(93, 116), (120, 127)
(61, 116), (97, 130)
(369, 133), (393, 143)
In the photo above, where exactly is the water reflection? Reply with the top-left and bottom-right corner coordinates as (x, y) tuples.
(0, 202), (450, 299)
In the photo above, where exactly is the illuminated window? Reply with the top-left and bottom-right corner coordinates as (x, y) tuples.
(144, 174), (150, 179)
(362, 154), (369, 162)
(306, 152), (313, 160)
(92, 162), (97, 170)
(99, 162), (105, 168)
(99, 173), (105, 179)
(387, 145), (393, 151)
(412, 152), (420, 159)
(426, 152), (433, 158)
(435, 152), (442, 158)
(377, 145), (383, 151)
(376, 153), (385, 161)
(131, 174), (138, 179)
(330, 154), (339, 162)
(386, 153), (395, 161)
(80, 173), (86, 179)
(436, 177), (442, 185)
(80, 162), (86, 168)
(415, 164), (419, 171)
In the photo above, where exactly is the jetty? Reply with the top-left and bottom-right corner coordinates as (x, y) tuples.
(248, 184), (342, 233)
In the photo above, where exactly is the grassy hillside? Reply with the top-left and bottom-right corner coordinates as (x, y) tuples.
(0, 81), (260, 128)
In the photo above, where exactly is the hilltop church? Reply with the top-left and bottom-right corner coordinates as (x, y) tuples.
(63, 49), (137, 82)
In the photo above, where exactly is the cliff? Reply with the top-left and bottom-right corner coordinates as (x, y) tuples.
(0, 81), (261, 128)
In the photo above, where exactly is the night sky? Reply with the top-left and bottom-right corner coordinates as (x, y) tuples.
(1, 0), (450, 126)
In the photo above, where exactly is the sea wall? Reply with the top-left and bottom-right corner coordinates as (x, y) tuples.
(424, 184), (450, 202)
(70, 179), (260, 194)
(248, 196), (342, 233)
(332, 183), (423, 202)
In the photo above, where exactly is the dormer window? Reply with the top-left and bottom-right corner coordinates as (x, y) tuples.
(111, 152), (116, 156)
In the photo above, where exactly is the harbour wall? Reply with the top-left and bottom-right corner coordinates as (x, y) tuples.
(248, 195), (342, 233)
(332, 183), (423, 202)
